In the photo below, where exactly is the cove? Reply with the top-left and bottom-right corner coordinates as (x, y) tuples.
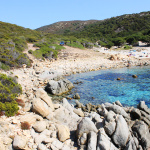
(66, 66), (150, 108)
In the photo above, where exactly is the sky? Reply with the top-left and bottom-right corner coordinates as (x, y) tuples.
(0, 0), (150, 30)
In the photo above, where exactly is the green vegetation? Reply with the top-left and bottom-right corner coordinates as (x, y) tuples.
(0, 21), (42, 70)
(1, 11), (150, 70)
(0, 39), (32, 70)
(67, 11), (150, 47)
(37, 11), (150, 48)
(124, 45), (132, 50)
(0, 73), (22, 116)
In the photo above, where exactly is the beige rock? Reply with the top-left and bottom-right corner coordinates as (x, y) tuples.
(13, 135), (27, 149)
(20, 113), (43, 125)
(73, 108), (84, 117)
(3, 137), (12, 145)
(51, 140), (63, 149)
(33, 121), (47, 133)
(32, 98), (50, 117)
(57, 124), (70, 142)
(0, 140), (5, 150)
(36, 88), (54, 111)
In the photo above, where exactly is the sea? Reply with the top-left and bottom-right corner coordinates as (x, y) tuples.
(66, 66), (150, 108)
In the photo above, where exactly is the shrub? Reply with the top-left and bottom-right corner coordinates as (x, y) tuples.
(66, 42), (85, 49)
(0, 101), (19, 117)
(32, 46), (59, 60)
(124, 45), (132, 50)
(21, 121), (31, 130)
(0, 73), (22, 116)
(28, 50), (33, 54)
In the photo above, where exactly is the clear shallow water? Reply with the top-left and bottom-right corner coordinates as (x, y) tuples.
(66, 66), (150, 108)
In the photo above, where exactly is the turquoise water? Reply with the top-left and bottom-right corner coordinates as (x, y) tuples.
(66, 66), (150, 108)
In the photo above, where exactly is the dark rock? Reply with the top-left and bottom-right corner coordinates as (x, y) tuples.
(117, 78), (121, 80)
(86, 103), (92, 112)
(73, 93), (80, 99)
(124, 137), (137, 150)
(132, 75), (138, 78)
(141, 117), (150, 125)
(115, 101), (123, 107)
(140, 110), (150, 121)
(75, 100), (83, 108)
(45, 78), (73, 95)
(130, 108), (141, 120)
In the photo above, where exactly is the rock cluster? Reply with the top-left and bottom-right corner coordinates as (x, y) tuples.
(0, 83), (150, 150)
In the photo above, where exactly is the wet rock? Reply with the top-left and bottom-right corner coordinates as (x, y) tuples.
(132, 75), (138, 78)
(112, 115), (130, 147)
(77, 117), (98, 139)
(75, 100), (83, 108)
(73, 93), (80, 99)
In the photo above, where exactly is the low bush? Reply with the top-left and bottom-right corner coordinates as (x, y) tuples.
(124, 45), (132, 50)
(0, 39), (32, 69)
(21, 122), (31, 130)
(66, 42), (85, 49)
(0, 73), (22, 116)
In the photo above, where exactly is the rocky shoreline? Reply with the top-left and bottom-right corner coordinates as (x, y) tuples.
(0, 45), (150, 150)
(0, 88), (150, 150)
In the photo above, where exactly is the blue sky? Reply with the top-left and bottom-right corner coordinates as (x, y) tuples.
(0, 0), (150, 29)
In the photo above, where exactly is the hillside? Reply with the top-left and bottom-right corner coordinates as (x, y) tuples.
(0, 21), (43, 70)
(36, 11), (150, 47)
(36, 20), (98, 34)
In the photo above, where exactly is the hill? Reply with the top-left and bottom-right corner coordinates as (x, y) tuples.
(36, 20), (98, 34)
(36, 11), (150, 47)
